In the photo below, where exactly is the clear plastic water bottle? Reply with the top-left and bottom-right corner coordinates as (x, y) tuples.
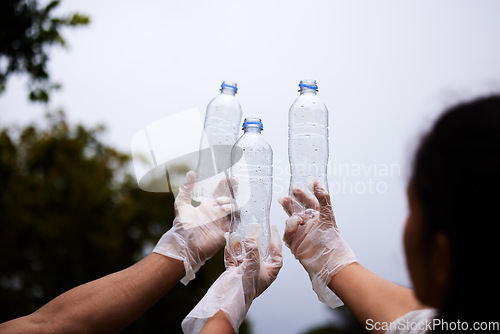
(288, 79), (329, 201)
(193, 81), (242, 202)
(229, 117), (272, 259)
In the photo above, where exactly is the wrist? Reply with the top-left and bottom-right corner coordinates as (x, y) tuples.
(200, 310), (234, 334)
(304, 260), (359, 310)
(153, 229), (201, 284)
(182, 268), (247, 334)
(149, 252), (185, 279)
(328, 261), (361, 295)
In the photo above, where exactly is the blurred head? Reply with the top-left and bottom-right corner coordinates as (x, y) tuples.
(403, 95), (500, 317)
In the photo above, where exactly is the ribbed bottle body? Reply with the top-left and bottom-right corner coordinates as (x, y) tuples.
(193, 81), (242, 202)
(288, 80), (329, 198)
(229, 118), (272, 259)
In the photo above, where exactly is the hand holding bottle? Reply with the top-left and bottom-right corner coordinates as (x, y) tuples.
(182, 224), (282, 334)
(153, 171), (232, 284)
(279, 179), (358, 309)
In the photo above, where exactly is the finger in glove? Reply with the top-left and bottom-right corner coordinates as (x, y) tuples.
(175, 171), (196, 208)
(291, 187), (320, 211)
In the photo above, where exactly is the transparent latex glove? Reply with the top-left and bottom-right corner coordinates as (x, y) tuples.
(153, 171), (231, 284)
(279, 179), (358, 309)
(182, 224), (283, 334)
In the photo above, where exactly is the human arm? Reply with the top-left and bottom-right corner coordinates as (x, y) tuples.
(199, 311), (234, 334)
(329, 263), (424, 334)
(0, 253), (184, 334)
(280, 181), (424, 333)
(0, 171), (232, 333)
(182, 224), (283, 334)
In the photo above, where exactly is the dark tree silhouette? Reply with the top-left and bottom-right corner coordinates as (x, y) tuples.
(0, 0), (89, 102)
(0, 112), (240, 333)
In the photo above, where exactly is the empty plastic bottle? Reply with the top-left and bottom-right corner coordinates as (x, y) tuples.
(193, 81), (242, 202)
(288, 79), (329, 201)
(229, 117), (272, 260)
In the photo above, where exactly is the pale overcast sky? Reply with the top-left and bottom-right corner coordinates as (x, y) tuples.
(1, 1), (500, 333)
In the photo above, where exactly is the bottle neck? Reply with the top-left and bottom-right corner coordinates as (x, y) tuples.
(221, 87), (237, 96)
(220, 81), (238, 96)
(299, 88), (317, 95)
(298, 80), (318, 95)
(243, 127), (262, 134)
(242, 118), (263, 133)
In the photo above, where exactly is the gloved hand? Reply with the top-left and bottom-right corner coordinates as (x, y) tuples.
(153, 171), (232, 284)
(182, 224), (283, 334)
(279, 179), (358, 309)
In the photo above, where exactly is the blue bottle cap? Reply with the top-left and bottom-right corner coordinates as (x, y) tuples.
(298, 82), (318, 90)
(221, 82), (238, 92)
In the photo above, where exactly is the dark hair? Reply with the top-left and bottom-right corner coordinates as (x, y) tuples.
(411, 95), (500, 331)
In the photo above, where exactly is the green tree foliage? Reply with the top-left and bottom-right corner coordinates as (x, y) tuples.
(0, 0), (89, 102)
(0, 112), (237, 333)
